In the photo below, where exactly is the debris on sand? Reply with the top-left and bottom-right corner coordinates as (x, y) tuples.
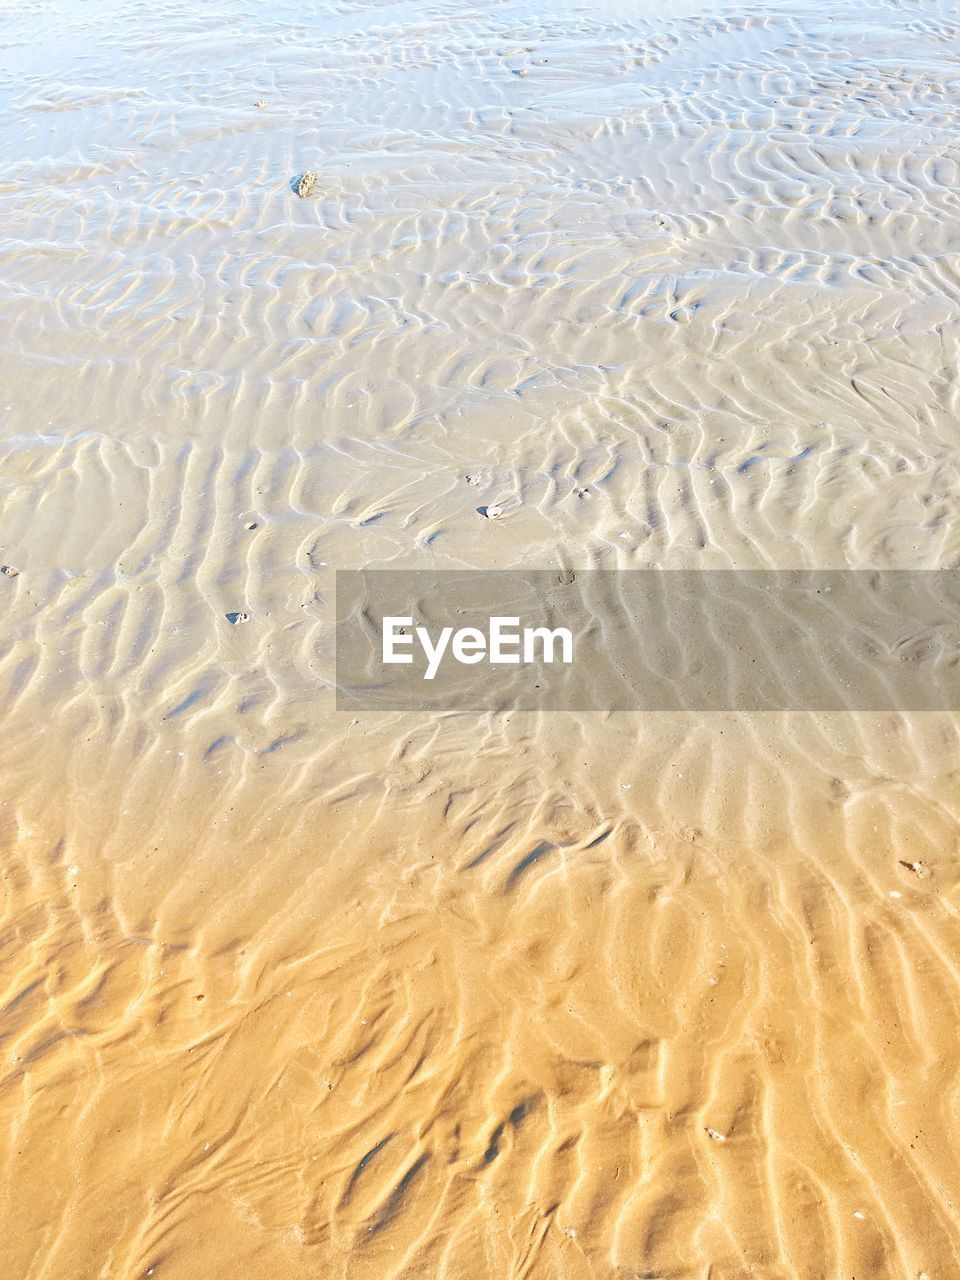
(478, 504), (503, 519)
(1, 564), (19, 578)
(705, 1127), (727, 1143)
(296, 171), (318, 198)
(255, 99), (266, 109)
(226, 611), (250, 625)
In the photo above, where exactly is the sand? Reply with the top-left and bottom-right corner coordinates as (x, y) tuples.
(1, 0), (959, 1275)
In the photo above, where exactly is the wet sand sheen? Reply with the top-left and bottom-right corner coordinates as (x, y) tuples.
(2, 0), (960, 1275)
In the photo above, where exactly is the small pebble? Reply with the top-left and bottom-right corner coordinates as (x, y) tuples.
(245, 521), (258, 531)
(297, 171), (318, 198)
(705, 1127), (726, 1143)
(1, 565), (18, 577)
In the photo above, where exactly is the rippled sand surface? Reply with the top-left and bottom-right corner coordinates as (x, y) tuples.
(2, 0), (960, 1275)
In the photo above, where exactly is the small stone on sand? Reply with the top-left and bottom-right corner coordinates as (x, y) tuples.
(297, 171), (318, 198)
(478, 504), (503, 519)
(1, 565), (19, 578)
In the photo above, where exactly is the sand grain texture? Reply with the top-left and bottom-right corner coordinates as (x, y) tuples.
(1, 0), (959, 1276)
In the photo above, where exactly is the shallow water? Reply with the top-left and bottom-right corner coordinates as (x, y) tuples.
(1, 0), (959, 1276)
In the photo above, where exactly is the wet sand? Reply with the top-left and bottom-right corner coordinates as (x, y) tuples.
(2, 0), (959, 1275)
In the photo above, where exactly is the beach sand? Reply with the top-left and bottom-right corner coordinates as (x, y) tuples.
(1, 0), (959, 1275)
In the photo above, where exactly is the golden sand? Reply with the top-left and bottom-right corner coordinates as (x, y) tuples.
(2, 0), (959, 1276)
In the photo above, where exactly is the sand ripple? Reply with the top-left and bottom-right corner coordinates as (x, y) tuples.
(1, 0), (960, 1275)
